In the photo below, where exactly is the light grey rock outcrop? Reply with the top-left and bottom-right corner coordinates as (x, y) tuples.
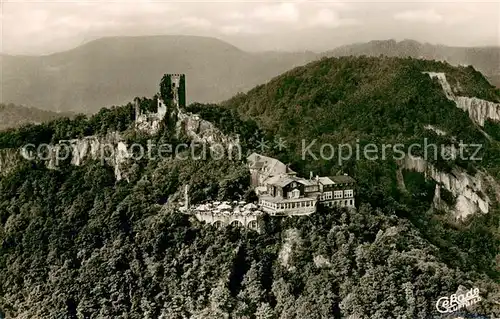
(279, 228), (302, 271)
(1, 106), (240, 181)
(0, 132), (131, 180)
(425, 72), (500, 126)
(399, 156), (494, 218)
(176, 111), (240, 152)
(424, 124), (447, 136)
(0, 148), (23, 176)
(51, 132), (130, 180)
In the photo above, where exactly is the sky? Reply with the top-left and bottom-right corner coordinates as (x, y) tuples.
(0, 0), (499, 55)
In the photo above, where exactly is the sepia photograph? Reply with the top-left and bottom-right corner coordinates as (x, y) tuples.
(0, 0), (499, 318)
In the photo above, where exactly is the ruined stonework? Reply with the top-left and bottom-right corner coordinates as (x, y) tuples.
(0, 73), (242, 182)
(424, 72), (500, 126)
(194, 210), (261, 231)
(182, 200), (262, 231)
(135, 74), (186, 134)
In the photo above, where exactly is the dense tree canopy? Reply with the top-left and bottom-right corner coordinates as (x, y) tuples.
(0, 56), (499, 318)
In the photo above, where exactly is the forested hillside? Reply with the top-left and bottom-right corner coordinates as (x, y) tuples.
(1, 57), (500, 318)
(220, 56), (500, 304)
(1, 37), (498, 114)
(0, 104), (71, 130)
(223, 56), (500, 180)
(326, 39), (500, 87)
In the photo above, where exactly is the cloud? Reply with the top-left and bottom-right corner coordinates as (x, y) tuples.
(226, 11), (245, 20)
(180, 17), (212, 29)
(1, 1), (498, 54)
(394, 9), (444, 23)
(251, 3), (300, 23)
(219, 24), (260, 35)
(308, 8), (360, 28)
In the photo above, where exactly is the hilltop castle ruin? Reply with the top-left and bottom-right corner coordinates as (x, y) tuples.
(135, 74), (186, 133)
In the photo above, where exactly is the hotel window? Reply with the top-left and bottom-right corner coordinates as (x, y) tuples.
(334, 191), (343, 199)
(324, 191), (333, 200)
(292, 189), (300, 199)
(344, 190), (354, 198)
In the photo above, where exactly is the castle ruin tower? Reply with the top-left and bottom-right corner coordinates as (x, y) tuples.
(133, 97), (141, 121)
(159, 74), (186, 117)
(171, 74), (181, 109)
(184, 184), (190, 210)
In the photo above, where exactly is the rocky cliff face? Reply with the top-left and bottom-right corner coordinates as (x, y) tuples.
(0, 133), (131, 180)
(49, 132), (130, 180)
(176, 111), (240, 149)
(0, 148), (23, 176)
(424, 124), (447, 136)
(0, 106), (239, 181)
(279, 228), (302, 272)
(398, 156), (498, 218)
(425, 72), (500, 126)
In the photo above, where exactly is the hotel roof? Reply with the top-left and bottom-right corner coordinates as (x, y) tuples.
(317, 177), (335, 185)
(329, 175), (357, 184)
(265, 175), (309, 187)
(259, 195), (317, 204)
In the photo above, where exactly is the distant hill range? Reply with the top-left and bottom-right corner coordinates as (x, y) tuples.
(0, 36), (498, 113)
(0, 35), (315, 113)
(0, 104), (71, 131)
(325, 39), (500, 87)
